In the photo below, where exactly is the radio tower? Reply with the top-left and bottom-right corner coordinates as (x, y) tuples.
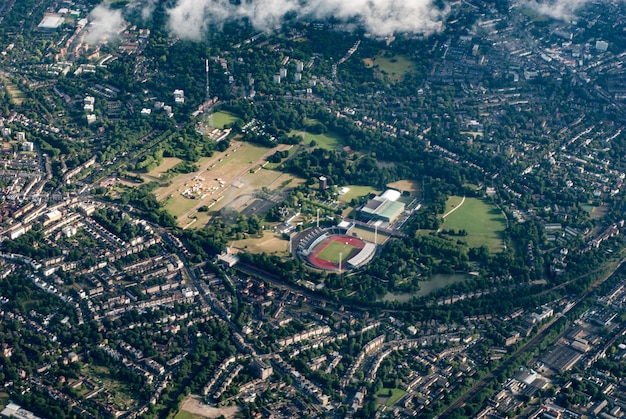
(205, 58), (210, 102)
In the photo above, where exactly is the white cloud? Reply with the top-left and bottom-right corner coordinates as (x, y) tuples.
(520, 0), (593, 21)
(166, 0), (448, 40)
(85, 4), (126, 45)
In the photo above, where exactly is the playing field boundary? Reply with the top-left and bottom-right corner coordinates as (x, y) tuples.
(307, 235), (365, 270)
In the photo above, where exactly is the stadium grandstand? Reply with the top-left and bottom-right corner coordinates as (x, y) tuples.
(291, 222), (379, 271)
(346, 242), (377, 269)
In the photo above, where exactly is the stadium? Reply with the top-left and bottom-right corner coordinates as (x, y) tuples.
(292, 222), (378, 271)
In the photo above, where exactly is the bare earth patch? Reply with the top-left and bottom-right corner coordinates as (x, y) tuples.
(181, 395), (240, 419)
(231, 231), (289, 255)
(386, 179), (419, 195)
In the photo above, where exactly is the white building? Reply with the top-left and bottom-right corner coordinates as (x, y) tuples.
(84, 96), (95, 112)
(595, 40), (609, 52)
(173, 89), (185, 104)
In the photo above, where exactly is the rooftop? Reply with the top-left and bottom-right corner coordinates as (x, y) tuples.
(38, 15), (64, 29)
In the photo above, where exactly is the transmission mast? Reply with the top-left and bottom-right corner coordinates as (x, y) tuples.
(205, 58), (210, 102)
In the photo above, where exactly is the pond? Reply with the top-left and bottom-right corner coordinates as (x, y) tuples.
(381, 273), (471, 303)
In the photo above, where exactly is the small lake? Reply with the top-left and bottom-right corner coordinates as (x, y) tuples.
(381, 273), (471, 303)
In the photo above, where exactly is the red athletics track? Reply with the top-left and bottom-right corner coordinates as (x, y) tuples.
(307, 235), (365, 270)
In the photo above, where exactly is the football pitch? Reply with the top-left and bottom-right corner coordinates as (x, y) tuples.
(316, 240), (360, 263)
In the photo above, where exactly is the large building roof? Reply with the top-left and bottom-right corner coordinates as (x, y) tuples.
(380, 189), (401, 202)
(38, 14), (64, 29)
(360, 191), (405, 223)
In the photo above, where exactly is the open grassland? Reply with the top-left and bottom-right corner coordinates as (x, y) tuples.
(264, 144), (298, 170)
(152, 140), (302, 227)
(581, 203), (608, 220)
(207, 111), (241, 129)
(1, 77), (25, 105)
(351, 226), (390, 244)
(317, 240), (359, 263)
(141, 157), (182, 182)
(0, 392), (9, 409)
(231, 231), (290, 255)
(162, 194), (201, 219)
(291, 130), (343, 150)
(378, 388), (407, 407)
(337, 185), (378, 203)
(364, 52), (416, 82)
(444, 195), (465, 213)
(173, 410), (207, 419)
(442, 197), (506, 251)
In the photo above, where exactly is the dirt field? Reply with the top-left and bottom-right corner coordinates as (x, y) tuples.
(141, 157), (182, 182)
(387, 179), (419, 195)
(231, 231), (290, 255)
(180, 395), (240, 419)
(152, 140), (299, 227)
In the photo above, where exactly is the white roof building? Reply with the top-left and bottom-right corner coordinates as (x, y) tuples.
(38, 14), (64, 29)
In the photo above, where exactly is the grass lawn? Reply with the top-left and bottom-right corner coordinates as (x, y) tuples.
(231, 231), (289, 255)
(291, 130), (343, 150)
(442, 197), (506, 251)
(317, 240), (359, 263)
(337, 185), (378, 203)
(351, 226), (390, 245)
(581, 203), (608, 220)
(0, 392), (9, 409)
(378, 388), (406, 407)
(1, 77), (25, 105)
(162, 195), (201, 219)
(142, 157), (183, 182)
(207, 111), (241, 129)
(173, 411), (207, 419)
(444, 196), (465, 213)
(264, 145), (298, 170)
(364, 52), (416, 82)
(204, 142), (273, 175)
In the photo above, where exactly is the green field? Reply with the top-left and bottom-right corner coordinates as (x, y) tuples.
(173, 411), (206, 419)
(378, 387), (406, 407)
(1, 77), (26, 105)
(295, 130), (342, 150)
(444, 196), (465, 213)
(351, 226), (389, 244)
(0, 392), (9, 409)
(208, 111), (241, 129)
(162, 195), (201, 219)
(317, 240), (359, 263)
(364, 53), (416, 82)
(337, 185), (378, 203)
(264, 145), (299, 170)
(442, 197), (506, 251)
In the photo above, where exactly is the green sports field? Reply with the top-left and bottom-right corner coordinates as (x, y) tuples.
(442, 197), (506, 251)
(208, 111), (241, 129)
(316, 240), (360, 263)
